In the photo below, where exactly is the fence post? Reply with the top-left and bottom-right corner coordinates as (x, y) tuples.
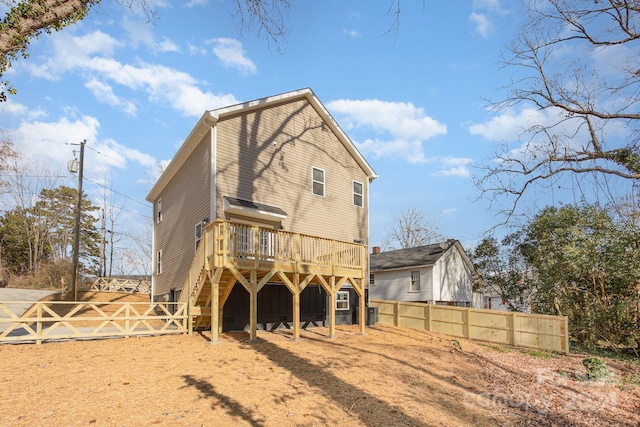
(507, 312), (515, 346)
(511, 312), (518, 347)
(394, 301), (399, 327)
(125, 303), (130, 338)
(563, 316), (570, 355)
(36, 303), (42, 345)
(463, 308), (470, 339)
(424, 305), (429, 331)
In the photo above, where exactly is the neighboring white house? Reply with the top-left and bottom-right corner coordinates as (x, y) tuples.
(369, 240), (480, 307)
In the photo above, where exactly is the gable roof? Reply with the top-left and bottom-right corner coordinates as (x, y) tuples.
(370, 240), (475, 274)
(146, 88), (377, 202)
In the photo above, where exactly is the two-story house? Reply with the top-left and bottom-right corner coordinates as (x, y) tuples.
(146, 88), (377, 342)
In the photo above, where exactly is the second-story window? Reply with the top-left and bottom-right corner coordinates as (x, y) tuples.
(353, 181), (363, 207)
(312, 167), (325, 197)
(156, 198), (163, 223)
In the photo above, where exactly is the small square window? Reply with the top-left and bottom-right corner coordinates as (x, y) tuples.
(336, 291), (349, 310)
(353, 181), (363, 207)
(312, 167), (325, 197)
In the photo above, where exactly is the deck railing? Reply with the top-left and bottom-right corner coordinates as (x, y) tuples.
(212, 220), (365, 272)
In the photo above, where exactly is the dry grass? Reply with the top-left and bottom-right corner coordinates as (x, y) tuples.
(0, 292), (639, 426)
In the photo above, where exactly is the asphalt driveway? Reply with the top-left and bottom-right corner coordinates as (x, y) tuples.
(0, 288), (58, 320)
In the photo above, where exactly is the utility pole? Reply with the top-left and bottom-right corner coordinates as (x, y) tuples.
(70, 140), (85, 301)
(99, 208), (106, 277)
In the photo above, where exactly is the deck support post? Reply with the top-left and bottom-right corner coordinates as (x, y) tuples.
(292, 273), (301, 341)
(210, 273), (219, 344)
(249, 269), (258, 342)
(327, 276), (336, 338)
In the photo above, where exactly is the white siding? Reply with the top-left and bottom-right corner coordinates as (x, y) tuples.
(436, 246), (473, 303)
(369, 267), (433, 302)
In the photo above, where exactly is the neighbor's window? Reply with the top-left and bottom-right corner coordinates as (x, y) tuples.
(312, 167), (325, 197)
(336, 291), (349, 310)
(353, 181), (363, 207)
(369, 273), (375, 286)
(156, 250), (163, 275)
(410, 270), (420, 292)
(156, 198), (162, 224)
(195, 222), (203, 251)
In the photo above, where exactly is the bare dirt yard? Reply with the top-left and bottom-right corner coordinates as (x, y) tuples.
(0, 292), (639, 427)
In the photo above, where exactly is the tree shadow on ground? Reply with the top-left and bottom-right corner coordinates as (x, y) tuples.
(181, 374), (267, 426)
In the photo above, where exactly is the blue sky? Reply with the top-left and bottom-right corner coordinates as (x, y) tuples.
(0, 0), (571, 259)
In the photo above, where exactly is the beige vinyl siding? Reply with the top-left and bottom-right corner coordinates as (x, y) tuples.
(153, 131), (211, 296)
(215, 98), (369, 243)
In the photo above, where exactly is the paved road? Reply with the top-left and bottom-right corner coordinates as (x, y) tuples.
(0, 288), (58, 330)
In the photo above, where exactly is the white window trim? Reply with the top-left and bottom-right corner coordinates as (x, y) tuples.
(336, 290), (349, 311)
(156, 198), (162, 224)
(312, 166), (325, 197)
(156, 250), (162, 275)
(353, 180), (363, 207)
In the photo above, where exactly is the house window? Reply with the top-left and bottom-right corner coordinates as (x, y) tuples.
(369, 273), (375, 286)
(195, 222), (203, 251)
(353, 181), (363, 207)
(410, 270), (420, 292)
(312, 167), (325, 197)
(156, 250), (162, 275)
(336, 291), (349, 310)
(156, 198), (162, 223)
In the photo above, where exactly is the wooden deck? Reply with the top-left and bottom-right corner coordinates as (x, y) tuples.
(179, 220), (367, 342)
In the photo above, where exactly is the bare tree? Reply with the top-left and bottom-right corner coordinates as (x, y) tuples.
(475, 0), (640, 219)
(2, 151), (62, 274)
(384, 207), (444, 250)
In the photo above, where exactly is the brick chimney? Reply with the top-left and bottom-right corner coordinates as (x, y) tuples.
(372, 246), (381, 254)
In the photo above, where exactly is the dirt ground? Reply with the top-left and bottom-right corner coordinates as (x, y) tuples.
(0, 293), (639, 427)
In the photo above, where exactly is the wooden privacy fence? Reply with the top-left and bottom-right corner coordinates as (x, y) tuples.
(0, 301), (187, 344)
(370, 299), (569, 354)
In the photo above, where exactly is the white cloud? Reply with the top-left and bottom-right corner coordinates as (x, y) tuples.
(356, 138), (429, 164)
(9, 114), (160, 180)
(469, 12), (492, 38)
(25, 30), (238, 117)
(121, 18), (179, 53)
(85, 79), (138, 116)
(0, 99), (46, 120)
(327, 98), (446, 163)
(210, 38), (257, 75)
(435, 157), (473, 177)
(343, 28), (361, 38)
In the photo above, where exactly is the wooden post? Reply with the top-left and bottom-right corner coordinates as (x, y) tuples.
(427, 304), (432, 331)
(358, 282), (366, 336)
(508, 312), (516, 347)
(249, 270), (258, 342)
(36, 303), (42, 345)
(211, 273), (219, 344)
(187, 270), (193, 335)
(394, 301), (399, 327)
(328, 276), (336, 338)
(293, 273), (300, 341)
(563, 316), (570, 355)
(463, 308), (470, 339)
